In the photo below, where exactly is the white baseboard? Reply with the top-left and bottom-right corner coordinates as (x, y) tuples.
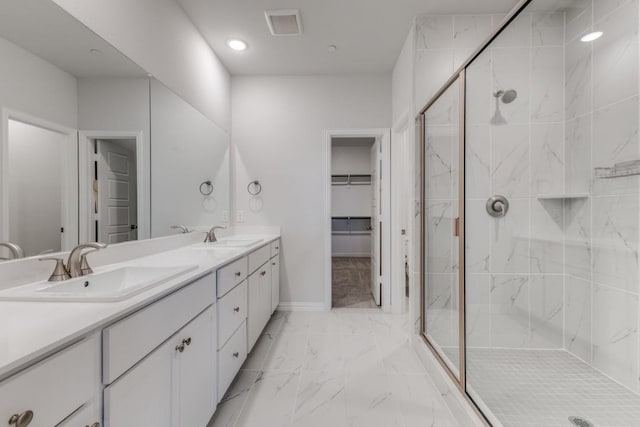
(276, 302), (326, 312)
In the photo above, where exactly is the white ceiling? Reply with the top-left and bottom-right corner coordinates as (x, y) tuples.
(177, 0), (519, 75)
(0, 0), (146, 78)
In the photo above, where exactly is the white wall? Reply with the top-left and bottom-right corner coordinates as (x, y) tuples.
(77, 77), (151, 239)
(0, 37), (77, 128)
(52, 0), (231, 132)
(331, 145), (372, 174)
(392, 28), (415, 127)
(233, 74), (391, 305)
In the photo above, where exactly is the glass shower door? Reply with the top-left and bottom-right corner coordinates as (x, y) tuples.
(422, 77), (462, 378)
(463, 1), (640, 425)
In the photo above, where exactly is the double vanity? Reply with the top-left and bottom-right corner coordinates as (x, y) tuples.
(0, 233), (280, 427)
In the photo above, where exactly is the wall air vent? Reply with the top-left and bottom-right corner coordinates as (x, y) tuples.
(265, 9), (303, 36)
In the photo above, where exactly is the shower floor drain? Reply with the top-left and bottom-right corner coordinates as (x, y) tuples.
(569, 416), (594, 427)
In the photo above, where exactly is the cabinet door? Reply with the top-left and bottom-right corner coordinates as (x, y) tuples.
(247, 272), (261, 350)
(258, 265), (271, 327)
(104, 339), (173, 427)
(270, 255), (280, 313)
(176, 306), (216, 427)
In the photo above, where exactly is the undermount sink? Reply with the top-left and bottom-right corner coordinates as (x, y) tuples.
(0, 265), (198, 302)
(198, 239), (263, 248)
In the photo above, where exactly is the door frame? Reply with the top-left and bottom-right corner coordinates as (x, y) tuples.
(78, 131), (145, 244)
(391, 111), (413, 315)
(0, 108), (78, 253)
(323, 128), (391, 312)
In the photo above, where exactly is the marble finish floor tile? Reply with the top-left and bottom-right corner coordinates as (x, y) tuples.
(442, 347), (640, 427)
(209, 310), (459, 427)
(332, 257), (378, 308)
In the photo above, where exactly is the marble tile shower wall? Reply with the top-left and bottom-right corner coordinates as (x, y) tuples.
(562, 0), (640, 393)
(418, 2), (640, 393)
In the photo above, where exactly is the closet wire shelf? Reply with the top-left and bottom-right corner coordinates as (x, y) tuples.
(331, 174), (372, 185)
(331, 216), (372, 236)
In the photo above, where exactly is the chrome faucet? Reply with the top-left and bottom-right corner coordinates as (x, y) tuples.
(204, 225), (226, 243)
(39, 242), (107, 282)
(67, 242), (107, 278)
(171, 225), (192, 233)
(0, 241), (24, 260)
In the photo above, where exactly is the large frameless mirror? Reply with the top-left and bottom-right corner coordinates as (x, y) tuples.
(0, 0), (230, 260)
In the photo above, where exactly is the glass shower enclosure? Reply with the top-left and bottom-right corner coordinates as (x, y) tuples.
(421, 0), (640, 425)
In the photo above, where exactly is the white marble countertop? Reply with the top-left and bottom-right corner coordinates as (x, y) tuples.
(0, 233), (279, 380)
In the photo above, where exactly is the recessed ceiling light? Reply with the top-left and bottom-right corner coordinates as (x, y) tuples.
(581, 31), (603, 42)
(226, 39), (248, 51)
(327, 44), (337, 52)
(89, 48), (103, 56)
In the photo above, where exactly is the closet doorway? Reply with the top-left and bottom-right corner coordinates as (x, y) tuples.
(324, 129), (391, 311)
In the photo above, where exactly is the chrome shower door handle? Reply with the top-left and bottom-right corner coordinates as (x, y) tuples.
(486, 195), (509, 217)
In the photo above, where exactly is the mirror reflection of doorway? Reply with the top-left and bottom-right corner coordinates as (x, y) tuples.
(6, 118), (77, 257)
(94, 139), (138, 243)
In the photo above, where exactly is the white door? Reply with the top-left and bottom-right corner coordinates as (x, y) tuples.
(97, 140), (137, 244)
(370, 141), (381, 306)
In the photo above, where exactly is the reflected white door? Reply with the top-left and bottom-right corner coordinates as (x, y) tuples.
(97, 140), (137, 244)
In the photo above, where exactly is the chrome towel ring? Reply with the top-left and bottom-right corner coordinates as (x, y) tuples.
(247, 180), (262, 196)
(199, 180), (214, 196)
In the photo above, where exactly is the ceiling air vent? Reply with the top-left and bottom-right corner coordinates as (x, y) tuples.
(265, 9), (303, 36)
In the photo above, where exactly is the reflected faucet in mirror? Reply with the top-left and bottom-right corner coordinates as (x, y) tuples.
(0, 242), (25, 260)
(39, 242), (107, 282)
(171, 225), (192, 233)
(204, 226), (226, 243)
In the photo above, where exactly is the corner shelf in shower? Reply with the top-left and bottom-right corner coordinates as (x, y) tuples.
(536, 194), (588, 200)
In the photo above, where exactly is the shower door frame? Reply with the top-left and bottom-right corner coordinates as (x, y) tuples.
(418, 0), (532, 423)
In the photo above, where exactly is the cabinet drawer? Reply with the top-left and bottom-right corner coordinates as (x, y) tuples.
(217, 280), (248, 349)
(0, 336), (98, 427)
(103, 273), (215, 384)
(248, 245), (270, 274)
(217, 257), (248, 297)
(270, 239), (280, 257)
(217, 321), (247, 401)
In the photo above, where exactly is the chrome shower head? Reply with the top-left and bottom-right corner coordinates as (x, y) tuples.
(494, 89), (517, 104)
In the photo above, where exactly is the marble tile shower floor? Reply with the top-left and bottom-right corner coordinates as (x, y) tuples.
(332, 257), (377, 309)
(442, 347), (640, 427)
(209, 310), (459, 427)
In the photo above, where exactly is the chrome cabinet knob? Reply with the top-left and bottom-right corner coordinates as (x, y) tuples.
(233, 352), (239, 358)
(175, 343), (185, 353)
(260, 270), (267, 276)
(235, 271), (241, 277)
(233, 306), (240, 312)
(183, 337), (192, 346)
(8, 410), (33, 427)
(486, 195), (509, 217)
(272, 262), (276, 266)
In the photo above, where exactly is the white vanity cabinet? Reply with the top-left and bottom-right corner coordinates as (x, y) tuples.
(247, 246), (272, 351)
(270, 238), (280, 313)
(0, 335), (100, 427)
(103, 272), (217, 427)
(270, 254), (280, 313)
(216, 256), (248, 401)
